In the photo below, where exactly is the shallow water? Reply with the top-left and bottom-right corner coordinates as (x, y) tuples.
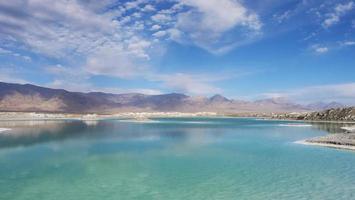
(0, 118), (354, 200)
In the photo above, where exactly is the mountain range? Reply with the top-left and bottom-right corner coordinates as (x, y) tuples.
(0, 82), (345, 114)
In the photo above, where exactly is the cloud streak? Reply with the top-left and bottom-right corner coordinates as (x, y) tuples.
(322, 2), (354, 28)
(311, 44), (329, 54)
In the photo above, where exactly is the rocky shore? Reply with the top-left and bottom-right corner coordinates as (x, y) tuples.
(268, 107), (355, 151)
(260, 107), (355, 151)
(271, 107), (355, 122)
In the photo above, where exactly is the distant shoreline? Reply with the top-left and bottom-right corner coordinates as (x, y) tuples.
(0, 111), (354, 123)
(0, 111), (219, 121)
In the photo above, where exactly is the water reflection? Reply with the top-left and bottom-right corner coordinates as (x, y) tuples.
(310, 122), (354, 134)
(0, 118), (229, 149)
(1, 118), (354, 150)
(0, 120), (195, 149)
(0, 120), (90, 148)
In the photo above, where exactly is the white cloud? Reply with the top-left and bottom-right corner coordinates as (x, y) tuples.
(0, 0), (262, 68)
(99, 87), (162, 95)
(146, 70), (245, 95)
(262, 83), (355, 105)
(0, 0), (261, 94)
(0, 0), (154, 62)
(273, 10), (291, 24)
(124, 0), (145, 10)
(22, 56), (32, 61)
(315, 47), (328, 53)
(166, 28), (182, 41)
(45, 64), (86, 78)
(0, 47), (12, 54)
(323, 15), (340, 28)
(150, 24), (161, 31)
(48, 79), (162, 95)
(341, 41), (355, 46)
(153, 30), (167, 38)
(180, 0), (261, 32)
(142, 4), (156, 12)
(311, 44), (329, 54)
(44, 63), (234, 96)
(131, 12), (142, 18)
(85, 47), (148, 79)
(310, 39), (355, 54)
(0, 1), (117, 57)
(149, 73), (223, 95)
(0, 67), (28, 84)
(151, 13), (172, 23)
(0, 0), (162, 86)
(172, 0), (262, 54)
(0, 47), (32, 61)
(322, 2), (354, 28)
(43, 64), (92, 92)
(45, 64), (162, 95)
(335, 2), (354, 13)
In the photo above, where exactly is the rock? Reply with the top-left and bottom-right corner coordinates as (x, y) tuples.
(272, 107), (355, 122)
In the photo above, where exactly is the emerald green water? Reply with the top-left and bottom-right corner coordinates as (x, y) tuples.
(0, 118), (354, 200)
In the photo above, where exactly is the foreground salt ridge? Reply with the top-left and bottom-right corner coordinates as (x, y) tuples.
(295, 140), (355, 151)
(292, 121), (355, 151)
(296, 130), (355, 151)
(278, 124), (312, 127)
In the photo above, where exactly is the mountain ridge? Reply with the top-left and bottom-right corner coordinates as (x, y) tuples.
(0, 82), (346, 114)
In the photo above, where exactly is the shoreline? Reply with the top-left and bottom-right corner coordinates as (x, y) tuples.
(0, 112), (219, 121)
(0, 112), (354, 123)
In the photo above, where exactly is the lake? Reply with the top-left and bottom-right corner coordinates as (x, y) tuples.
(0, 118), (354, 200)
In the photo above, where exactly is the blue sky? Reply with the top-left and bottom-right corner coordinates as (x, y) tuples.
(0, 0), (354, 104)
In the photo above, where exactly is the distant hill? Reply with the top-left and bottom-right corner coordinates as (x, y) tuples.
(0, 82), (346, 114)
(305, 101), (345, 111)
(209, 94), (231, 103)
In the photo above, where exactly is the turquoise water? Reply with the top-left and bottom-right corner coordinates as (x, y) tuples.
(0, 118), (355, 200)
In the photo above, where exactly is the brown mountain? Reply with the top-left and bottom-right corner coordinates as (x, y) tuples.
(0, 82), (344, 114)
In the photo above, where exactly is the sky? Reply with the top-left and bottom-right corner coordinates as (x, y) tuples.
(0, 0), (354, 104)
